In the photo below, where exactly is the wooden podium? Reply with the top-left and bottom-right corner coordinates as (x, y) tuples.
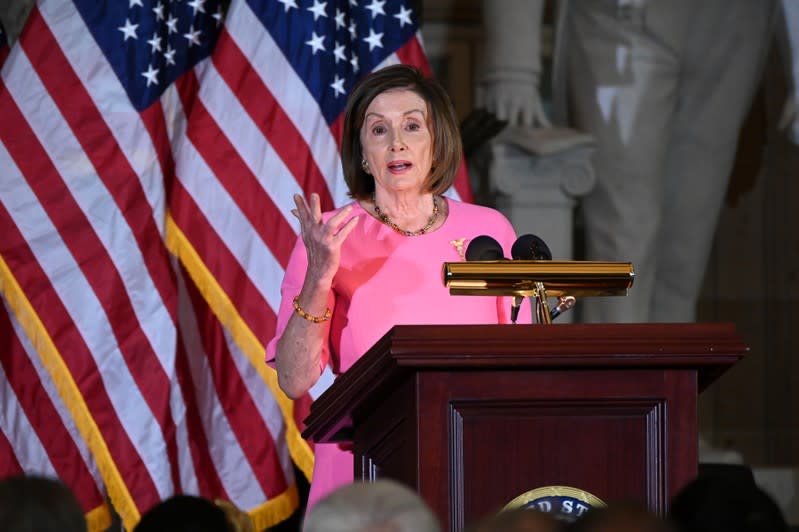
(302, 323), (747, 531)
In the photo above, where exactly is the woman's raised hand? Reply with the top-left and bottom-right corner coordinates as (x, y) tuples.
(292, 193), (359, 287)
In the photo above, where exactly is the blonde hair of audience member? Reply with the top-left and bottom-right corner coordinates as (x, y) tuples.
(214, 499), (254, 532)
(302, 479), (440, 532)
(465, 508), (565, 532)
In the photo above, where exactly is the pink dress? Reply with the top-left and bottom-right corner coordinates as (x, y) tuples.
(266, 197), (525, 510)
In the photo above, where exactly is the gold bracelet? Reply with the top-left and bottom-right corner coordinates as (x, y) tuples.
(292, 296), (331, 323)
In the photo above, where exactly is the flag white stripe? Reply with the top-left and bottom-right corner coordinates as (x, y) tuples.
(309, 365), (336, 401)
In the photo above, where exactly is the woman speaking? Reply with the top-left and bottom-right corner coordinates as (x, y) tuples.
(267, 64), (526, 509)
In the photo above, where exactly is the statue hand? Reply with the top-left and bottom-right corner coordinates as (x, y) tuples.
(477, 76), (551, 128)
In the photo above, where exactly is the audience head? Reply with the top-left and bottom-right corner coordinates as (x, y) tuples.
(133, 494), (234, 532)
(668, 472), (788, 532)
(465, 508), (565, 532)
(567, 501), (673, 532)
(0, 475), (87, 532)
(302, 479), (440, 532)
(214, 499), (254, 532)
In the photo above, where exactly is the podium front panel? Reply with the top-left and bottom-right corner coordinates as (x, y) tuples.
(353, 368), (696, 531)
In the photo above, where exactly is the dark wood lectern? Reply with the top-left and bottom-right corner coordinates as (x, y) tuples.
(302, 323), (747, 531)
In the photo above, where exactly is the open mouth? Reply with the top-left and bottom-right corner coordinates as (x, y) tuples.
(388, 161), (412, 171)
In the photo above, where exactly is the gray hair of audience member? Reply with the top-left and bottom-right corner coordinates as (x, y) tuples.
(0, 475), (87, 532)
(302, 479), (441, 532)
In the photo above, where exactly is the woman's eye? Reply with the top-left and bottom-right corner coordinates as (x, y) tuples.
(406, 122), (421, 131)
(371, 125), (386, 135)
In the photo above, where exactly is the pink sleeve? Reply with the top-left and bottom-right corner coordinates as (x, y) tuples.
(264, 236), (334, 371)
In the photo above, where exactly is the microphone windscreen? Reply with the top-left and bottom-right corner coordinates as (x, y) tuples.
(512, 234), (552, 260)
(465, 235), (505, 261)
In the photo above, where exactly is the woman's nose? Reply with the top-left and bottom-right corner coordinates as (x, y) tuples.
(389, 130), (406, 150)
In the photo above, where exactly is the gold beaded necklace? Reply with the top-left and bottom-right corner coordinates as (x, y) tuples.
(373, 195), (439, 236)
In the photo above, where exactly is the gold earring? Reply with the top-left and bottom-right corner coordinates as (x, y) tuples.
(361, 159), (370, 174)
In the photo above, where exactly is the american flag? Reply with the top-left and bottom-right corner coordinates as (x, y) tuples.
(0, 0), (470, 530)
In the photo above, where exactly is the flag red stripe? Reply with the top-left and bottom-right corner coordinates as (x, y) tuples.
(184, 274), (288, 498)
(24, 9), (179, 325)
(291, 393), (313, 438)
(213, 29), (335, 211)
(177, 94), (296, 269)
(0, 310), (105, 512)
(169, 180), (278, 341)
(395, 37), (432, 76)
(451, 162), (473, 202)
(0, 202), (161, 508)
(329, 113), (344, 152)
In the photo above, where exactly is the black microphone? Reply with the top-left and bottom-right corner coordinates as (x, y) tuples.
(465, 235), (505, 261)
(511, 233), (552, 261)
(465, 236), (524, 324)
(511, 234), (551, 323)
(511, 234), (574, 322)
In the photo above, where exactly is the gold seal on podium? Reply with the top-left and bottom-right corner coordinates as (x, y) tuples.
(503, 485), (605, 523)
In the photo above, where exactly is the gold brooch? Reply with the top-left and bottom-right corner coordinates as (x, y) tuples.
(450, 237), (466, 260)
